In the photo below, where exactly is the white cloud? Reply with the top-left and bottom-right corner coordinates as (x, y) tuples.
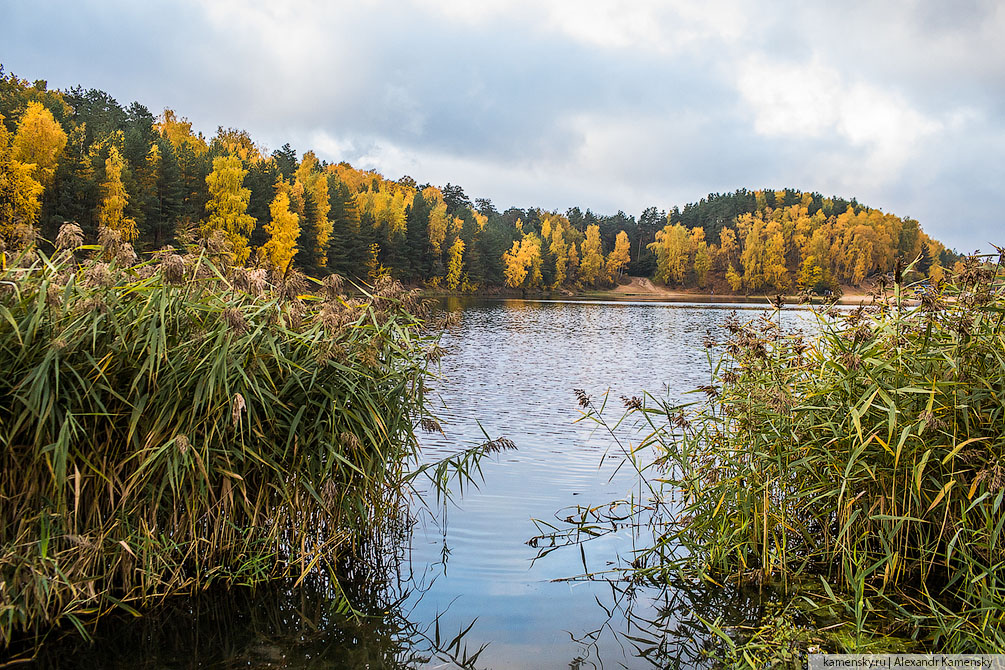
(736, 55), (943, 184)
(409, 0), (751, 53)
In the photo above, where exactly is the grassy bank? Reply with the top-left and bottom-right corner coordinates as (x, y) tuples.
(566, 253), (1005, 663)
(0, 226), (440, 647)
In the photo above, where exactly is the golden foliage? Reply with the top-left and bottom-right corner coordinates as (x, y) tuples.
(263, 189), (300, 272)
(12, 101), (67, 187)
(428, 200), (448, 256)
(472, 210), (487, 230)
(550, 227), (569, 288)
(445, 237), (465, 290)
(606, 230), (631, 281)
(503, 241), (525, 287)
(356, 181), (414, 235)
(579, 224), (604, 287)
(295, 152), (332, 265)
(503, 233), (544, 289)
(204, 155), (256, 264)
(650, 223), (690, 286)
(213, 127), (262, 162)
(97, 146), (138, 242)
(156, 109), (207, 155)
(0, 114), (44, 243)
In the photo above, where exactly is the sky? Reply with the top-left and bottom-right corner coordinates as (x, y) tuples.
(3, 0), (1003, 252)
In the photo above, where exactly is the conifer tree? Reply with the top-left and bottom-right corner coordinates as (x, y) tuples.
(327, 176), (365, 277)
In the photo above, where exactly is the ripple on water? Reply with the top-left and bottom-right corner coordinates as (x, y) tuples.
(406, 298), (814, 668)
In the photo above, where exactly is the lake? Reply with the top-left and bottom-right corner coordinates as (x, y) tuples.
(406, 297), (813, 669)
(29, 297), (815, 669)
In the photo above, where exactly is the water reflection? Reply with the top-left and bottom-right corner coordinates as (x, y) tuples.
(22, 532), (484, 669)
(561, 576), (796, 669)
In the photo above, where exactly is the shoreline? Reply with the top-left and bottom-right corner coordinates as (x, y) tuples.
(418, 275), (877, 306)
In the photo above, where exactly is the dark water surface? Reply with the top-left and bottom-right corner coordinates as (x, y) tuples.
(26, 298), (814, 669)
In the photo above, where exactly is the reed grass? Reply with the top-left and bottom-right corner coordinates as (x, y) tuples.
(0, 225), (441, 647)
(562, 251), (1005, 660)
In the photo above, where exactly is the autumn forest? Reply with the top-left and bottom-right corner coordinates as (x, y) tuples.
(1, 69), (957, 295)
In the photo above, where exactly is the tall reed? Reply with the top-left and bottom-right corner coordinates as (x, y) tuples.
(629, 254), (1005, 652)
(0, 226), (439, 646)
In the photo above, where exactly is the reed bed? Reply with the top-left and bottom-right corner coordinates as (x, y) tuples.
(562, 252), (1005, 661)
(0, 225), (440, 647)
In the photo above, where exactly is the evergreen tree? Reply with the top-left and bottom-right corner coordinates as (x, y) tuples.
(913, 242), (932, 277)
(404, 191), (433, 280)
(326, 176), (365, 277)
(245, 158), (280, 250)
(442, 182), (471, 216)
(271, 143), (297, 180)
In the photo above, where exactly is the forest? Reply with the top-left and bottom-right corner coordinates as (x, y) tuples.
(1, 67), (957, 294)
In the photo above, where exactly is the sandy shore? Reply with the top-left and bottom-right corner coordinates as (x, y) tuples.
(598, 277), (874, 304)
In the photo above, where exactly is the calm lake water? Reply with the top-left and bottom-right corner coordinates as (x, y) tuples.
(405, 298), (811, 669)
(29, 298), (815, 669)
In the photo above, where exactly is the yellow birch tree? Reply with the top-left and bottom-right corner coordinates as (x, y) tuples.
(295, 152), (332, 265)
(650, 223), (690, 286)
(503, 241), (526, 288)
(606, 230), (631, 281)
(204, 155), (255, 264)
(550, 227), (569, 288)
(97, 146), (138, 242)
(263, 189), (300, 272)
(12, 101), (67, 188)
(0, 114), (44, 242)
(579, 224), (604, 286)
(445, 237), (465, 290)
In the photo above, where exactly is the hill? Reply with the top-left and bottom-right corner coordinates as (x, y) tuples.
(0, 67), (955, 295)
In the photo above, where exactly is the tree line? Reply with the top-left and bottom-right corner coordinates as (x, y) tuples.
(1, 68), (955, 293)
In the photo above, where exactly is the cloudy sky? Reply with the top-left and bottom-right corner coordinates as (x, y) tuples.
(4, 0), (1003, 251)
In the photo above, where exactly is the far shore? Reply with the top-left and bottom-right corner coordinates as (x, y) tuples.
(418, 275), (879, 306)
